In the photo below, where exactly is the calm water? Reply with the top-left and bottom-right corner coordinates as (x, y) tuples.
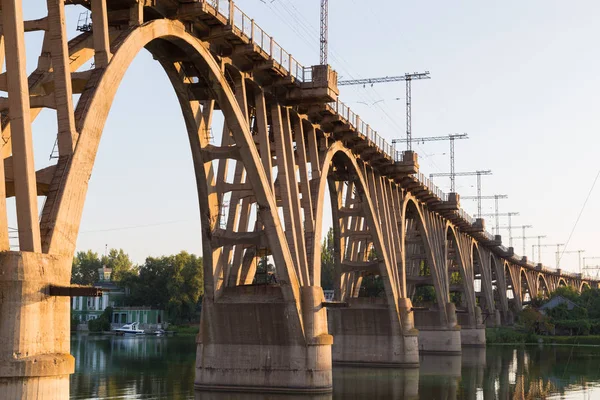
(70, 334), (600, 399)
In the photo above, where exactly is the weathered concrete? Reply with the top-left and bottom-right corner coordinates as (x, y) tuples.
(327, 298), (419, 367)
(414, 304), (462, 354)
(460, 328), (486, 347)
(195, 286), (332, 393)
(457, 307), (486, 347)
(0, 252), (74, 399)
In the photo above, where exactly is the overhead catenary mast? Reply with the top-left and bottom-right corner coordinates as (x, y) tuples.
(430, 170), (492, 217)
(320, 0), (328, 64)
(462, 194), (507, 234)
(480, 212), (519, 247)
(338, 72), (431, 151)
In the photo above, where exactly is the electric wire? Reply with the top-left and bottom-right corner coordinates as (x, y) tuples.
(558, 168), (600, 264)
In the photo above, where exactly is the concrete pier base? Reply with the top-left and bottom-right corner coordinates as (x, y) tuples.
(460, 327), (486, 347)
(327, 298), (419, 367)
(486, 310), (502, 327)
(416, 327), (462, 354)
(457, 307), (486, 347)
(414, 303), (462, 354)
(0, 252), (74, 399)
(195, 286), (332, 393)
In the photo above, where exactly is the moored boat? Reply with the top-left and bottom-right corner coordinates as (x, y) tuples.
(113, 322), (145, 335)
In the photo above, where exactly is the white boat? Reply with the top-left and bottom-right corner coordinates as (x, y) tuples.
(113, 322), (145, 336)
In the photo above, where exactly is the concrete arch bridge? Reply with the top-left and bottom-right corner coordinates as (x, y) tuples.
(0, 0), (596, 396)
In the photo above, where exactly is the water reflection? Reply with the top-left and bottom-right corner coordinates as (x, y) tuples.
(71, 334), (600, 399)
(71, 334), (196, 399)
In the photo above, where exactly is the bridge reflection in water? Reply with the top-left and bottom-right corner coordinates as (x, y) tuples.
(71, 335), (600, 399)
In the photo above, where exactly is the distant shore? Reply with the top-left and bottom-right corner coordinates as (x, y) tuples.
(487, 328), (600, 346)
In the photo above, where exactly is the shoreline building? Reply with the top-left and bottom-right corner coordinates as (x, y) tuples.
(72, 266), (165, 330)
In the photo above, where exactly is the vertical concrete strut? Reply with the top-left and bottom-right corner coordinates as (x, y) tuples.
(293, 117), (317, 285)
(90, 0), (112, 67)
(2, 0), (41, 252)
(271, 104), (306, 285)
(46, 0), (77, 154)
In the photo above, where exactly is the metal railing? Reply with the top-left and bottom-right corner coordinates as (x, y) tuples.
(458, 209), (475, 225)
(203, 0), (314, 82)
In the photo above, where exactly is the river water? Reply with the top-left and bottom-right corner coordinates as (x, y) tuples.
(70, 334), (600, 399)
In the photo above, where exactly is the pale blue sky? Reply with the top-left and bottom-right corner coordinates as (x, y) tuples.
(19, 1), (600, 272)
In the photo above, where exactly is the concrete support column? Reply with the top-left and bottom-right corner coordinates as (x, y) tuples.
(94, 296), (99, 311)
(91, 0), (112, 67)
(460, 306), (486, 347)
(195, 285), (332, 393)
(0, 252), (74, 398)
(1, 0), (41, 252)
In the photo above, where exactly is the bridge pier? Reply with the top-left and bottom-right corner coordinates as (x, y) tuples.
(327, 298), (419, 367)
(485, 310), (502, 327)
(0, 252), (74, 399)
(195, 286), (333, 393)
(458, 307), (486, 347)
(414, 303), (462, 354)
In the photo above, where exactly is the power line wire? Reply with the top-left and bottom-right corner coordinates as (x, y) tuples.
(559, 168), (600, 264)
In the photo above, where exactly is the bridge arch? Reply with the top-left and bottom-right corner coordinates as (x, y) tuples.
(472, 242), (494, 318)
(402, 196), (442, 308)
(445, 224), (476, 324)
(314, 142), (402, 311)
(519, 269), (532, 303)
(558, 278), (568, 288)
(580, 281), (591, 292)
(537, 274), (550, 299)
(504, 262), (521, 312)
(38, 19), (307, 304)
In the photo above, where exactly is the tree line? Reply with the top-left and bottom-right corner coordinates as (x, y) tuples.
(72, 249), (203, 324)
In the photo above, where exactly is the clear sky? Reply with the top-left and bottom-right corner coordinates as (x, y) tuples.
(19, 1), (600, 273)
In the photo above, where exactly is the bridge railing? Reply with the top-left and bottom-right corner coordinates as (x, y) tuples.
(207, 1), (311, 83)
(458, 208), (475, 225)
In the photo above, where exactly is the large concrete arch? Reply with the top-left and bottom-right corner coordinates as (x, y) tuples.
(558, 278), (568, 288)
(320, 143), (419, 367)
(490, 254), (509, 323)
(519, 269), (532, 303)
(402, 195), (441, 307)
(314, 142), (401, 312)
(472, 242), (495, 324)
(537, 274), (550, 298)
(505, 262), (522, 312)
(40, 19), (302, 298)
(445, 224), (477, 321)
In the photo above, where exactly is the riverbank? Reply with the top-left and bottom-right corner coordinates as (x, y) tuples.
(486, 327), (600, 346)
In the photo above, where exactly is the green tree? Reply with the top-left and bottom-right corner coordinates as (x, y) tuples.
(413, 286), (437, 305)
(550, 286), (579, 302)
(321, 227), (335, 290)
(121, 251), (203, 324)
(88, 306), (113, 332)
(101, 248), (134, 282)
(71, 250), (102, 285)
